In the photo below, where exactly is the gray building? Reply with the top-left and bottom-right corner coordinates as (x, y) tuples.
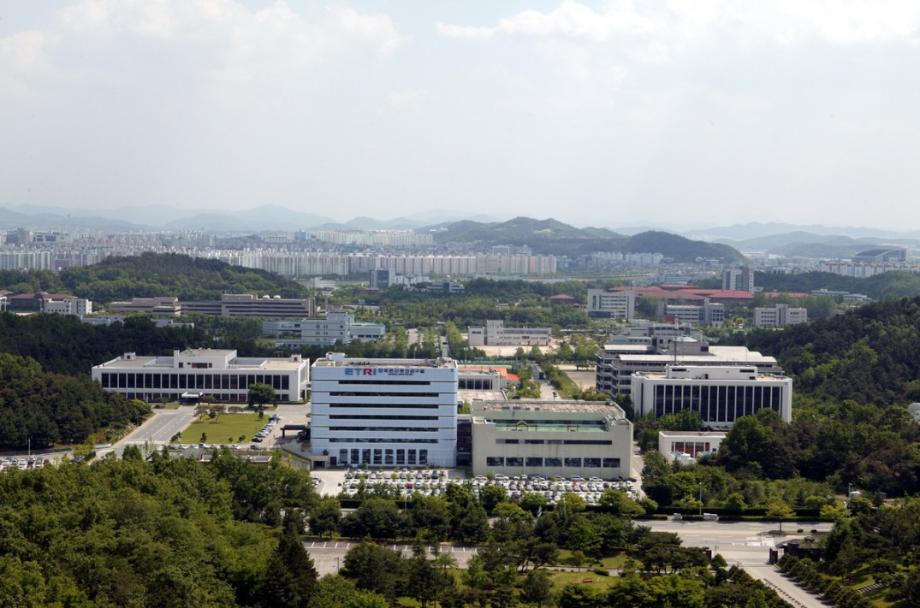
(262, 311), (386, 347)
(471, 400), (633, 480)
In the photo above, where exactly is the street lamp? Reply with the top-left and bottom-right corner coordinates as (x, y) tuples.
(698, 482), (703, 517)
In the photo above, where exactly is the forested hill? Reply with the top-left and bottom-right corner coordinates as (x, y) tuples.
(744, 297), (920, 404)
(55, 253), (305, 302)
(755, 270), (920, 300)
(431, 217), (745, 261)
(0, 353), (148, 449)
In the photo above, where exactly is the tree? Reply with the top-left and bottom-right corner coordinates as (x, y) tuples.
(479, 484), (508, 514)
(341, 542), (405, 599)
(261, 518), (318, 608)
(521, 570), (552, 606)
(723, 492), (747, 513)
(766, 499), (795, 534)
(249, 384), (276, 407)
(309, 499), (341, 537)
(598, 490), (644, 517)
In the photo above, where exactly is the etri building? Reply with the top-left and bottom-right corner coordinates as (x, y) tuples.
(310, 354), (459, 468)
(470, 401), (633, 480)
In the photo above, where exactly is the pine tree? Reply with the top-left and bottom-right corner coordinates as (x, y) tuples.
(261, 517), (318, 608)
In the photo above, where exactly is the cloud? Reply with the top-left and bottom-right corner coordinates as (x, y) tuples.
(437, 0), (920, 48)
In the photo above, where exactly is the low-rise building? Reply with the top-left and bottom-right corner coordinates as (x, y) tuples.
(42, 296), (92, 317)
(109, 296), (182, 316)
(658, 431), (727, 465)
(92, 349), (309, 403)
(468, 320), (551, 347)
(663, 299), (725, 326)
(262, 312), (386, 347)
(631, 365), (792, 429)
(753, 304), (808, 328)
(181, 293), (313, 318)
(471, 400), (633, 480)
(587, 289), (636, 319)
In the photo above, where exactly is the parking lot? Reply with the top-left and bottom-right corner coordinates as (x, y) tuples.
(331, 468), (639, 505)
(0, 456), (52, 472)
(306, 540), (479, 575)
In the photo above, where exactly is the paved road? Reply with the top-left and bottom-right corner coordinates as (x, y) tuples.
(643, 520), (832, 608)
(98, 407), (197, 458)
(306, 540), (478, 575)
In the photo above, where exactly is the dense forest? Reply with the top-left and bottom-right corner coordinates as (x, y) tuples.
(0, 452), (792, 608)
(753, 270), (920, 300)
(0, 253), (306, 301)
(0, 452), (316, 607)
(743, 297), (920, 404)
(0, 313), (215, 375)
(0, 353), (149, 450)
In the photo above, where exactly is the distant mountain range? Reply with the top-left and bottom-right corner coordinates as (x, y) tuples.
(430, 217), (745, 261)
(685, 222), (920, 241)
(0, 204), (502, 233)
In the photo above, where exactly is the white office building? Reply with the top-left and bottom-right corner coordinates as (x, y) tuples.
(664, 300), (725, 327)
(42, 297), (93, 317)
(92, 349), (309, 402)
(658, 431), (727, 465)
(753, 304), (808, 328)
(263, 312), (386, 347)
(587, 289), (636, 319)
(631, 365), (793, 429)
(596, 338), (781, 396)
(310, 354), (459, 468)
(467, 320), (551, 347)
(471, 401), (633, 480)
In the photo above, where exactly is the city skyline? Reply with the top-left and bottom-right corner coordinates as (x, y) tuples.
(2, 1), (919, 229)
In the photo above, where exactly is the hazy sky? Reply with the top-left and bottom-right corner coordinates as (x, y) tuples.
(1, 1), (919, 229)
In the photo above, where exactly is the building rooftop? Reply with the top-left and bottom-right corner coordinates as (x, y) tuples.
(471, 400), (626, 416)
(314, 354), (457, 368)
(659, 430), (728, 438)
(94, 349), (306, 370)
(616, 346), (777, 364)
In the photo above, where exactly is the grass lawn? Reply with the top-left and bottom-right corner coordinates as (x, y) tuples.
(550, 570), (619, 592)
(180, 413), (265, 444)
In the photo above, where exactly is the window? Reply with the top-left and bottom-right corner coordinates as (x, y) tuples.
(339, 449), (347, 464)
(506, 457), (523, 467)
(544, 457), (562, 467)
(564, 458), (582, 467)
(602, 458), (621, 468)
(385, 449), (394, 465)
(525, 457), (543, 467)
(396, 449), (405, 465)
(350, 449), (359, 464)
(583, 458), (601, 467)
(486, 457), (504, 466)
(497, 439), (519, 444)
(373, 449), (383, 465)
(419, 449), (428, 465)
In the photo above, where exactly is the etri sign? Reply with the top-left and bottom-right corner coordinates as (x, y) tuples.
(344, 367), (426, 377)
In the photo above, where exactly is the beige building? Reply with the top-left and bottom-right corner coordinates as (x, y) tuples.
(471, 400), (633, 480)
(658, 431), (727, 464)
(753, 303), (808, 328)
(468, 320), (551, 347)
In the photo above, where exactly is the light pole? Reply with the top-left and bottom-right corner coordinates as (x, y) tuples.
(698, 482), (703, 517)
(847, 483), (852, 511)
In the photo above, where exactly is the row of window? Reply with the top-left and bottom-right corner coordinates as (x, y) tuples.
(336, 448), (428, 466)
(328, 427), (441, 433)
(327, 415), (441, 420)
(325, 403), (443, 409)
(327, 392), (441, 398)
(112, 392), (290, 402)
(485, 456), (621, 468)
(98, 372), (291, 391)
(336, 380), (431, 386)
(651, 384), (784, 422)
(496, 438), (613, 446)
(327, 438), (439, 444)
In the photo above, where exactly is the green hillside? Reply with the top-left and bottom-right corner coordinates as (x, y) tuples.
(431, 217), (745, 261)
(59, 253), (305, 302)
(756, 270), (920, 300)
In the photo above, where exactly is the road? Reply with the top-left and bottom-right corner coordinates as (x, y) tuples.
(644, 520), (832, 608)
(306, 540), (478, 575)
(98, 407), (198, 458)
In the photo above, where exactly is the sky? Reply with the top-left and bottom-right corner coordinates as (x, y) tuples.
(1, 0), (919, 230)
